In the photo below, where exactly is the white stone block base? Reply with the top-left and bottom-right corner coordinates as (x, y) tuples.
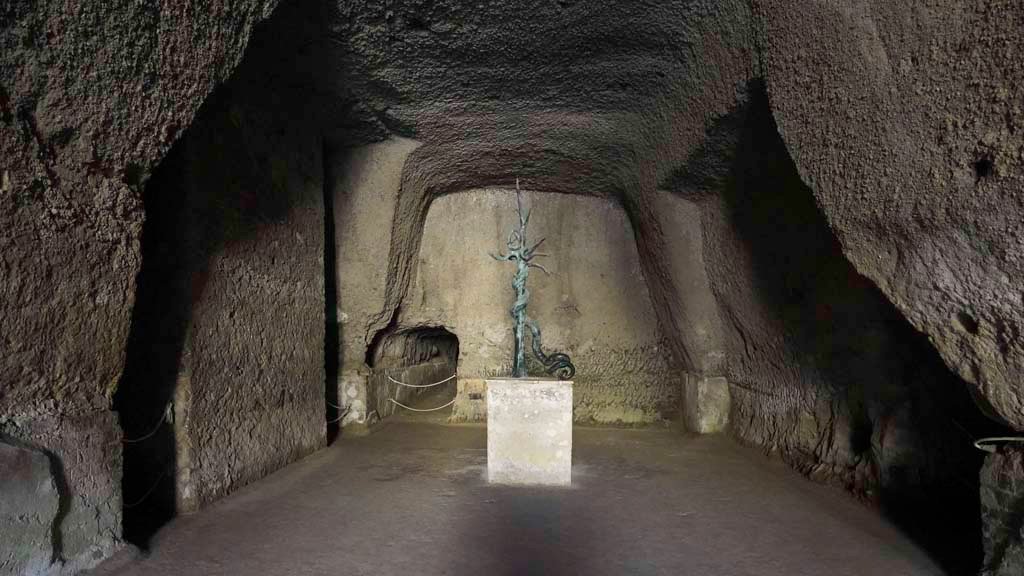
(487, 378), (572, 486)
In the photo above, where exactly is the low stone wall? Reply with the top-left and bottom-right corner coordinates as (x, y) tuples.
(450, 367), (680, 425)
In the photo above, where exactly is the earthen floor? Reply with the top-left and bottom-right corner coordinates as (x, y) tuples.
(91, 421), (942, 576)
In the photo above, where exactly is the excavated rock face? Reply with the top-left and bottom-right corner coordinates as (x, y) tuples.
(688, 84), (996, 572)
(1, 0), (282, 416)
(324, 0), (757, 377)
(755, 0), (1024, 429)
(405, 189), (678, 423)
(112, 0), (338, 544)
(2, 0), (1022, 573)
(1, 0), (283, 569)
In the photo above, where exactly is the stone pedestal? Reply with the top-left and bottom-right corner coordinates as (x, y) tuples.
(682, 374), (730, 434)
(487, 378), (572, 486)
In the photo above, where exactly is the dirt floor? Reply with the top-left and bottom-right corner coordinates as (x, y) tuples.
(90, 420), (944, 576)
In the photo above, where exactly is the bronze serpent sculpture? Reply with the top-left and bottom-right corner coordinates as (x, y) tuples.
(491, 179), (576, 380)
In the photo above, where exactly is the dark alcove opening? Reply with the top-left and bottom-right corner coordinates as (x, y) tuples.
(113, 141), (193, 548)
(324, 143), (341, 443)
(364, 326), (460, 421)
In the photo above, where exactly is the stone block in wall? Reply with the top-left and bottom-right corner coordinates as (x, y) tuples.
(338, 369), (372, 436)
(682, 374), (730, 434)
(980, 447), (1024, 575)
(0, 409), (122, 575)
(450, 378), (488, 423)
(0, 442), (59, 576)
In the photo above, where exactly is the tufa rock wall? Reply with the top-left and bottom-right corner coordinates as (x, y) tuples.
(1, 0), (283, 568)
(754, 0), (1024, 430)
(407, 189), (679, 424)
(329, 171), (680, 425)
(115, 33), (328, 525)
(692, 83), (994, 572)
(981, 447), (1024, 575)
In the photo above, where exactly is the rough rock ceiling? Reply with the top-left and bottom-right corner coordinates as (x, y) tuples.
(261, 0), (759, 182)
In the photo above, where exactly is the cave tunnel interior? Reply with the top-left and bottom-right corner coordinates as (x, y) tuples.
(3, 0), (1022, 575)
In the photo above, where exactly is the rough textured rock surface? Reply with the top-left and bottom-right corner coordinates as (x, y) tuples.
(327, 139), (417, 426)
(688, 83), (993, 573)
(410, 190), (678, 423)
(755, 0), (1024, 429)
(0, 441), (58, 576)
(1, 0), (283, 413)
(4, 0), (1024, 573)
(980, 447), (1024, 575)
(114, 12), (328, 541)
(647, 193), (727, 377)
(0, 412), (122, 575)
(1, 0), (283, 567)
(331, 184), (678, 424)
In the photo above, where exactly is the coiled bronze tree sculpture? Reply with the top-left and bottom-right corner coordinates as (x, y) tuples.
(491, 179), (576, 380)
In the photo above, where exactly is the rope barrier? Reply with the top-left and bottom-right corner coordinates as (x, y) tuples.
(124, 470), (168, 509)
(326, 407), (351, 425)
(387, 373), (457, 388)
(121, 403), (171, 444)
(388, 397), (457, 412)
(973, 437), (1024, 453)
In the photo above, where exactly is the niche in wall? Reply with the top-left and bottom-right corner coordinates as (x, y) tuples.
(365, 326), (460, 420)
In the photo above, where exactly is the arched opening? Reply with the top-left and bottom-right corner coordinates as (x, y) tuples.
(365, 326), (460, 421)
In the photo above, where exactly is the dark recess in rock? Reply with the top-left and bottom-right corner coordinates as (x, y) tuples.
(975, 154), (995, 181)
(368, 326), (460, 370)
(959, 311), (982, 335)
(114, 138), (190, 548)
(323, 143), (342, 444)
(114, 0), (343, 543)
(696, 81), (1007, 575)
